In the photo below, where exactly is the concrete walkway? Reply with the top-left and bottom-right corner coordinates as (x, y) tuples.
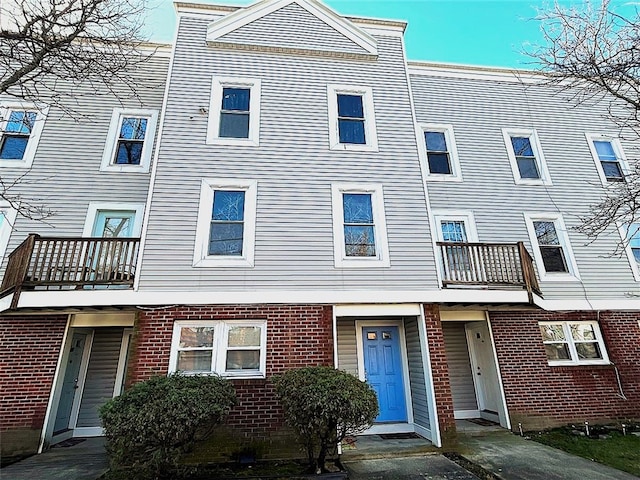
(0, 438), (108, 480)
(458, 430), (639, 480)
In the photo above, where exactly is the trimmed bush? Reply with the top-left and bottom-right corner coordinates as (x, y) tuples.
(273, 366), (379, 473)
(99, 373), (236, 475)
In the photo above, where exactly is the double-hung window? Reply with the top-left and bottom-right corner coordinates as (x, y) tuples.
(502, 128), (551, 185)
(331, 184), (389, 267)
(619, 223), (640, 281)
(207, 77), (261, 146)
(524, 213), (579, 281)
(327, 85), (378, 151)
(420, 124), (462, 181)
(585, 134), (628, 184)
(193, 179), (257, 267)
(539, 321), (609, 365)
(0, 104), (48, 168)
(100, 108), (158, 172)
(170, 320), (267, 378)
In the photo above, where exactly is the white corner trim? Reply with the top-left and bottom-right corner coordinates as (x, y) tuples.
(206, 0), (378, 55)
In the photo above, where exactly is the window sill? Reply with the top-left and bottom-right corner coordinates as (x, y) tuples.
(335, 258), (391, 268)
(547, 361), (611, 368)
(539, 273), (581, 282)
(426, 174), (463, 182)
(330, 142), (378, 153)
(207, 137), (259, 147)
(0, 159), (31, 168)
(513, 178), (553, 186)
(177, 371), (265, 379)
(193, 256), (255, 268)
(100, 164), (150, 173)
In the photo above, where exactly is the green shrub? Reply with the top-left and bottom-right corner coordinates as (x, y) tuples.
(273, 366), (378, 473)
(99, 373), (237, 475)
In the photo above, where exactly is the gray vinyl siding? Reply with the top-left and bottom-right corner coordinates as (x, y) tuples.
(76, 327), (123, 427)
(217, 3), (369, 55)
(139, 15), (437, 292)
(411, 71), (640, 301)
(336, 318), (358, 376)
(404, 316), (430, 430)
(0, 55), (168, 269)
(442, 321), (477, 412)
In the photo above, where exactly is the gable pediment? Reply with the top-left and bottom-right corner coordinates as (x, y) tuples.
(206, 0), (378, 58)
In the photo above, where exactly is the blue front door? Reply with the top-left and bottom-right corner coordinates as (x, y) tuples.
(363, 326), (407, 423)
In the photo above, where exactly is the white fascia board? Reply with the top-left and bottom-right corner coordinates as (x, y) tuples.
(407, 62), (543, 85)
(206, 0), (378, 55)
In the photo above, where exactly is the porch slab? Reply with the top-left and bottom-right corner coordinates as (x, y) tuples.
(340, 433), (438, 461)
(343, 455), (480, 480)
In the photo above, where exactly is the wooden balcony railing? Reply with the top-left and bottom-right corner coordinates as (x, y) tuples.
(0, 234), (140, 309)
(437, 241), (542, 301)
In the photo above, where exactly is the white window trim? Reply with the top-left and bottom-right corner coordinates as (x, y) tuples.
(82, 203), (145, 237)
(331, 183), (390, 268)
(523, 213), (580, 282)
(618, 222), (640, 281)
(100, 108), (159, 173)
(193, 178), (257, 268)
(168, 319), (267, 379)
(327, 85), (378, 152)
(431, 210), (478, 286)
(419, 123), (463, 182)
(207, 76), (261, 147)
(0, 102), (49, 169)
(585, 133), (629, 186)
(0, 202), (17, 261)
(539, 320), (609, 366)
(502, 128), (552, 186)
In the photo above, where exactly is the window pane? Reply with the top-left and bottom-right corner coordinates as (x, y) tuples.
(222, 88), (250, 111)
(427, 152), (451, 174)
(226, 350), (260, 370)
(343, 194), (373, 223)
(209, 223), (244, 256)
(602, 161), (623, 180)
(425, 131), (447, 152)
(570, 324), (596, 341)
(594, 140), (616, 161)
(120, 117), (147, 140)
(511, 137), (534, 157)
(544, 343), (570, 360)
(517, 158), (540, 179)
(219, 112), (250, 138)
(338, 119), (366, 144)
(179, 326), (215, 348)
(337, 94), (364, 118)
(440, 221), (467, 242)
(115, 140), (143, 165)
(540, 246), (568, 272)
(540, 324), (565, 341)
(213, 191), (245, 221)
(575, 342), (602, 360)
(228, 326), (261, 347)
(0, 136), (28, 159)
(101, 217), (131, 237)
(628, 224), (640, 248)
(177, 350), (212, 371)
(344, 225), (376, 256)
(6, 111), (35, 134)
(633, 247), (640, 264)
(534, 221), (559, 245)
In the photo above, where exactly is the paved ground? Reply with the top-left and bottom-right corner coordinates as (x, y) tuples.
(1, 428), (638, 480)
(0, 437), (108, 480)
(458, 430), (639, 480)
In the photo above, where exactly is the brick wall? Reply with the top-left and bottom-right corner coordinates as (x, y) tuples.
(422, 304), (456, 445)
(490, 310), (640, 431)
(131, 304), (334, 436)
(0, 314), (68, 458)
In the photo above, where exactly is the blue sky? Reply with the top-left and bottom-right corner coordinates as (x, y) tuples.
(144, 1), (618, 68)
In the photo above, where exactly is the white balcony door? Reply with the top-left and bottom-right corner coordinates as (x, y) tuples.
(91, 210), (136, 238)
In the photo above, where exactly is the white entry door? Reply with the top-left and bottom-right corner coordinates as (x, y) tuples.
(466, 322), (501, 420)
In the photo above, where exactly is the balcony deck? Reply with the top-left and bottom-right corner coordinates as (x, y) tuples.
(437, 241), (541, 300)
(0, 234), (139, 309)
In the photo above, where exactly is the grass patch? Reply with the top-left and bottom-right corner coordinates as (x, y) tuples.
(530, 427), (640, 477)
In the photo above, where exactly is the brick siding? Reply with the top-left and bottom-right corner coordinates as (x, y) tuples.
(423, 304), (456, 444)
(131, 304), (334, 436)
(490, 310), (640, 431)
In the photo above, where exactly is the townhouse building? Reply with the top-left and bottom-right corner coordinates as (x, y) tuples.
(1, 0), (639, 462)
